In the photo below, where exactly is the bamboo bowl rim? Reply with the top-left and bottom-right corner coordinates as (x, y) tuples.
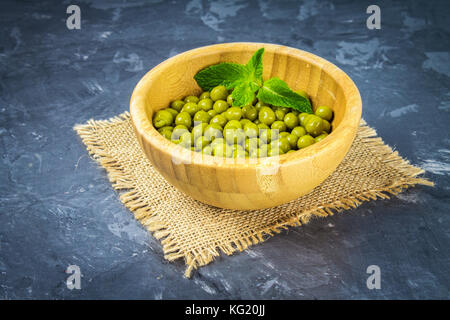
(130, 42), (362, 169)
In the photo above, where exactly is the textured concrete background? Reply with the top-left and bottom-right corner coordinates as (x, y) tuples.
(0, 0), (449, 299)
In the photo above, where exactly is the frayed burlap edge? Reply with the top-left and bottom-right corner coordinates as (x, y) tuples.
(74, 112), (433, 278)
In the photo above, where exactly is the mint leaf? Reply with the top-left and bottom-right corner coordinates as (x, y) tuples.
(194, 48), (312, 112)
(194, 63), (247, 91)
(194, 49), (266, 106)
(245, 48), (264, 86)
(232, 83), (257, 107)
(230, 48), (265, 106)
(257, 78), (313, 113)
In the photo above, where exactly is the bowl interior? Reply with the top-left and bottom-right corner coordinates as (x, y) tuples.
(140, 44), (348, 133)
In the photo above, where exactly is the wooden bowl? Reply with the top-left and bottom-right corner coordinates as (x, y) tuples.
(130, 43), (362, 210)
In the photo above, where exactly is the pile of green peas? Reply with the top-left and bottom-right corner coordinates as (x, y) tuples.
(152, 85), (333, 159)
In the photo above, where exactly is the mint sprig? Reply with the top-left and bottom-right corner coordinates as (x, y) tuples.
(245, 48), (264, 88)
(257, 78), (313, 113)
(194, 48), (313, 113)
(193, 63), (247, 91)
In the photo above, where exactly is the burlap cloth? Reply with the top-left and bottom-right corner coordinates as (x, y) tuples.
(74, 112), (432, 277)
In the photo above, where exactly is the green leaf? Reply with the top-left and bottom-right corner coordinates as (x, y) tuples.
(194, 48), (266, 105)
(194, 63), (248, 91)
(231, 83), (257, 107)
(230, 49), (265, 106)
(257, 78), (313, 113)
(245, 48), (264, 86)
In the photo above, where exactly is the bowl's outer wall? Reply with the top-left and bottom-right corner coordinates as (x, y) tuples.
(130, 43), (362, 210)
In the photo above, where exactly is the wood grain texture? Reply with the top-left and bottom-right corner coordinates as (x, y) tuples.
(130, 43), (362, 210)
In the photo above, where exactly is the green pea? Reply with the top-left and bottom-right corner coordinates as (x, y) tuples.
(179, 131), (193, 148)
(286, 134), (299, 149)
(279, 132), (290, 139)
(243, 105), (258, 121)
(182, 102), (199, 116)
(171, 125), (188, 140)
(193, 110), (211, 124)
(278, 137), (291, 153)
(249, 149), (259, 158)
(224, 128), (245, 145)
(258, 107), (276, 126)
(173, 124), (188, 131)
(226, 94), (233, 105)
(178, 139), (191, 149)
(153, 110), (174, 128)
(259, 144), (269, 157)
(277, 106), (290, 113)
(275, 109), (285, 121)
(254, 100), (268, 112)
(315, 106), (333, 121)
(210, 138), (225, 149)
(160, 129), (172, 140)
(213, 100), (229, 113)
(165, 108), (178, 118)
(158, 125), (173, 133)
(210, 114), (227, 127)
(243, 122), (259, 138)
(199, 92), (210, 100)
(207, 109), (217, 118)
(299, 113), (312, 127)
(291, 126), (306, 138)
(225, 106), (243, 121)
(202, 145), (213, 155)
(195, 136), (210, 151)
(240, 118), (251, 127)
(224, 120), (242, 131)
(204, 124), (223, 141)
(233, 149), (247, 159)
(231, 144), (245, 152)
(245, 137), (260, 152)
(257, 123), (269, 131)
(210, 85), (228, 101)
(175, 111), (192, 129)
(259, 129), (278, 144)
(271, 120), (287, 132)
(184, 95), (199, 103)
(297, 135), (315, 149)
(198, 98), (213, 111)
(170, 100), (185, 112)
(322, 119), (331, 133)
(191, 122), (208, 140)
(284, 112), (299, 129)
(315, 132), (328, 142)
(304, 115), (325, 137)
(212, 142), (232, 158)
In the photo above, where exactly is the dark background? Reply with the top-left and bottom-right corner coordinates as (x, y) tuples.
(0, 0), (449, 299)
